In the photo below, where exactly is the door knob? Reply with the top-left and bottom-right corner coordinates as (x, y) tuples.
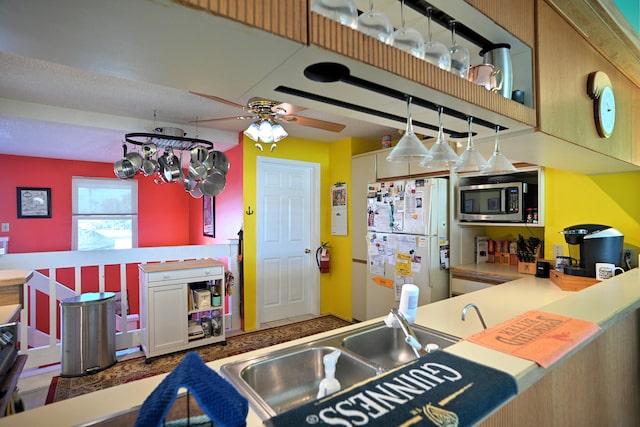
(305, 248), (311, 254)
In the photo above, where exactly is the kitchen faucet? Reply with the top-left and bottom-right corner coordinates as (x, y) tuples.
(388, 308), (427, 358)
(461, 303), (488, 330)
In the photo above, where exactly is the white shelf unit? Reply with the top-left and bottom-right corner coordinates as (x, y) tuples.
(139, 259), (226, 361)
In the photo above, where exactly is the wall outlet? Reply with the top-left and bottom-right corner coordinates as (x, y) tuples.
(622, 248), (637, 269)
(1, 223), (8, 232)
(552, 244), (564, 259)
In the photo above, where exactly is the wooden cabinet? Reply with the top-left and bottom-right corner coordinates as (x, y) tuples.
(536, 1), (639, 165)
(179, 0), (307, 44)
(465, 0), (535, 48)
(139, 260), (226, 361)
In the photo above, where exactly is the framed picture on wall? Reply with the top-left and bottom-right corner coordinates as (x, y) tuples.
(203, 196), (215, 237)
(17, 187), (52, 218)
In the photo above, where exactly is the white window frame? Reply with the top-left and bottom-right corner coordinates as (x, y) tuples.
(72, 177), (138, 250)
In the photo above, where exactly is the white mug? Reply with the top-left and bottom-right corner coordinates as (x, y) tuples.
(595, 262), (624, 280)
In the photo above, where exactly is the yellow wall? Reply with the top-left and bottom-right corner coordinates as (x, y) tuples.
(241, 135), (378, 330)
(478, 169), (640, 260)
(242, 133), (640, 331)
(243, 137), (332, 330)
(543, 168), (640, 257)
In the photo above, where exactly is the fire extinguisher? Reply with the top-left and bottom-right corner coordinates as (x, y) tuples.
(316, 242), (331, 274)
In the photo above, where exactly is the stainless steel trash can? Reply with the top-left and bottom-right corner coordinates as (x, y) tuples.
(61, 292), (116, 377)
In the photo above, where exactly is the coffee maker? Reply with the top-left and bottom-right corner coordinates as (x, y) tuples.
(561, 224), (624, 277)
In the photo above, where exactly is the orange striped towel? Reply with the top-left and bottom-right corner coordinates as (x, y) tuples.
(466, 310), (600, 368)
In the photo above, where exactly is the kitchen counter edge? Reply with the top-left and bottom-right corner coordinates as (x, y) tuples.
(3, 269), (638, 426)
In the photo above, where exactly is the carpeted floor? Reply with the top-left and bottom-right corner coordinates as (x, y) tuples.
(46, 315), (351, 404)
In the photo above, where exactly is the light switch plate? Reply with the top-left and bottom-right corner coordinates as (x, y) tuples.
(1, 223), (8, 232)
(622, 248), (637, 269)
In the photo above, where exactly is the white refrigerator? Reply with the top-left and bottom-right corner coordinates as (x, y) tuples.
(365, 178), (449, 320)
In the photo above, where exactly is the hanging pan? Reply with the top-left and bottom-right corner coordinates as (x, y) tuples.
(198, 169), (227, 197)
(212, 151), (230, 175)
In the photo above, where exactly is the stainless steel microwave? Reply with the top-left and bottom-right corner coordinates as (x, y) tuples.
(459, 182), (525, 222)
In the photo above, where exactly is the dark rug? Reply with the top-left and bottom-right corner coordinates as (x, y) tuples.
(46, 314), (351, 404)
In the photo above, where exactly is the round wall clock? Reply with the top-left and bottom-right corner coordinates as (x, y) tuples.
(587, 71), (616, 138)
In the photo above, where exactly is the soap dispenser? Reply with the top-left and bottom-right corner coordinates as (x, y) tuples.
(317, 349), (341, 398)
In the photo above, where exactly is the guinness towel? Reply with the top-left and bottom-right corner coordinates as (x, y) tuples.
(264, 351), (517, 427)
(466, 310), (600, 368)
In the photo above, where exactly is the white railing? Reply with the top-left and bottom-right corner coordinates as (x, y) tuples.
(0, 244), (238, 370)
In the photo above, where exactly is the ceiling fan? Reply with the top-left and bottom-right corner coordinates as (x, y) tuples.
(190, 92), (346, 133)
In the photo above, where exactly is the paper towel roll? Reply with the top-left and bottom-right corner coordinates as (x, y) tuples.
(399, 284), (419, 323)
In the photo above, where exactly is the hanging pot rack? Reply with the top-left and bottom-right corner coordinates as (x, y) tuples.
(124, 130), (214, 152)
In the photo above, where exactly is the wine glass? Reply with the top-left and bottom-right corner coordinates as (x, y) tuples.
(388, 0), (424, 59)
(422, 8), (451, 71)
(483, 126), (517, 174)
(311, 0), (358, 29)
(449, 21), (470, 78)
(386, 96), (431, 163)
(356, 0), (393, 43)
(419, 107), (460, 169)
(456, 116), (487, 172)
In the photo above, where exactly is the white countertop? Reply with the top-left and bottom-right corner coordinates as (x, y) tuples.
(3, 268), (639, 427)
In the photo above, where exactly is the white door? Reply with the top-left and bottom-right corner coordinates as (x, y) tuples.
(256, 157), (320, 324)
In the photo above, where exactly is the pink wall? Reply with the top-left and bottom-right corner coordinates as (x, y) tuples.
(189, 136), (244, 245)
(0, 155), (193, 252)
(0, 147), (243, 329)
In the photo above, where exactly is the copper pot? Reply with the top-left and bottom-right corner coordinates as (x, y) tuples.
(467, 64), (502, 92)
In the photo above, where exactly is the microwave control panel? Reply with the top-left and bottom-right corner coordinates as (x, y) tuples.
(507, 186), (520, 213)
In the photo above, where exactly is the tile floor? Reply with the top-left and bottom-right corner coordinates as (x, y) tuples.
(15, 314), (318, 413)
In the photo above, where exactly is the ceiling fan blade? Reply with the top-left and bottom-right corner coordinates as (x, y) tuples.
(273, 102), (307, 115)
(194, 115), (254, 124)
(190, 91), (248, 111)
(281, 115), (345, 132)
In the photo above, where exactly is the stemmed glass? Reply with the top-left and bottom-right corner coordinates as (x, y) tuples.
(422, 8), (451, 71)
(483, 126), (517, 174)
(448, 21), (470, 78)
(356, 0), (393, 43)
(456, 117), (487, 172)
(311, 0), (358, 29)
(388, 0), (424, 59)
(419, 107), (460, 169)
(386, 96), (431, 163)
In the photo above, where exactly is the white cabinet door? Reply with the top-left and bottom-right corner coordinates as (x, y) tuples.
(375, 151), (409, 179)
(351, 154), (376, 260)
(352, 153), (377, 322)
(351, 261), (367, 322)
(148, 284), (187, 354)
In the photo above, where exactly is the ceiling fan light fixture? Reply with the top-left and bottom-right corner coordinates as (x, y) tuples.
(258, 120), (275, 143)
(244, 122), (260, 141)
(272, 123), (288, 142)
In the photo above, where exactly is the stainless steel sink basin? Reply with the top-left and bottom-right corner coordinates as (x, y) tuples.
(219, 345), (379, 420)
(219, 322), (460, 421)
(341, 324), (460, 369)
